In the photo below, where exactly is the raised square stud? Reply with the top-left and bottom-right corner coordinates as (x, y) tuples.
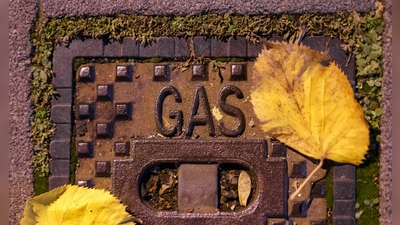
(97, 84), (113, 100)
(115, 102), (132, 120)
(310, 181), (325, 198)
(77, 142), (94, 158)
(153, 65), (169, 81)
(192, 65), (208, 81)
(230, 64), (246, 81)
(290, 161), (307, 178)
(115, 142), (129, 156)
(96, 122), (113, 139)
(77, 103), (94, 120)
(290, 201), (307, 217)
(95, 161), (111, 177)
(78, 66), (95, 82)
(116, 65), (132, 81)
(270, 140), (286, 157)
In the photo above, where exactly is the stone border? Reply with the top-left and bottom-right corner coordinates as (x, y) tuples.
(50, 36), (356, 224)
(41, 0), (375, 18)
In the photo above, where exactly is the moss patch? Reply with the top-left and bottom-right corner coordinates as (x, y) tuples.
(31, 2), (384, 224)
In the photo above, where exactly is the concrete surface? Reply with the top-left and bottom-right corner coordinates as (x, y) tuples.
(9, 0), (391, 224)
(41, 0), (375, 17)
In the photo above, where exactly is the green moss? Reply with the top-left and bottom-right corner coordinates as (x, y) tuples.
(34, 173), (48, 196)
(31, 2), (384, 223)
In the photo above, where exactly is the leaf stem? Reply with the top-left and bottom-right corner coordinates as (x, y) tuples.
(289, 159), (324, 200)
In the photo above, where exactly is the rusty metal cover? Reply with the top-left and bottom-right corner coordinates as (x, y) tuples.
(49, 36), (355, 224)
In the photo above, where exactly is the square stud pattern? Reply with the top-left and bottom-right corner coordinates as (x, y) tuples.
(77, 179), (95, 188)
(115, 142), (129, 156)
(77, 142), (94, 158)
(96, 122), (113, 139)
(192, 65), (207, 81)
(77, 103), (94, 120)
(78, 66), (95, 82)
(116, 65), (132, 81)
(115, 102), (132, 120)
(95, 161), (111, 177)
(310, 181), (325, 198)
(290, 201), (307, 217)
(230, 64), (246, 81)
(290, 161), (307, 178)
(153, 65), (169, 81)
(270, 140), (286, 157)
(97, 84), (113, 100)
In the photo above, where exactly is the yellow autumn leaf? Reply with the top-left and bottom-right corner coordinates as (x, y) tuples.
(238, 171), (251, 207)
(251, 40), (369, 165)
(250, 40), (369, 199)
(20, 184), (139, 225)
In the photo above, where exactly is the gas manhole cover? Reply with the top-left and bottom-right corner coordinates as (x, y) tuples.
(50, 36), (354, 224)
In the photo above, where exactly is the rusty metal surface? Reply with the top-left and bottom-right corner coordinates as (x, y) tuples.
(112, 139), (287, 224)
(57, 36), (355, 224)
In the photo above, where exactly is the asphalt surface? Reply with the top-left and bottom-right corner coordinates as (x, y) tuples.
(9, 0), (390, 224)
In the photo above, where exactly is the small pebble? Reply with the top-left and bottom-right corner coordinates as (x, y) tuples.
(364, 199), (371, 206)
(355, 203), (360, 209)
(372, 198), (380, 204)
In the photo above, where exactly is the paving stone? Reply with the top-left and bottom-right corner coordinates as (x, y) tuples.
(103, 39), (121, 57)
(332, 217), (355, 225)
(174, 37), (190, 58)
(115, 142), (130, 156)
(121, 37), (140, 57)
(211, 38), (229, 57)
(53, 124), (72, 140)
(333, 164), (355, 181)
(115, 102), (132, 120)
(140, 41), (158, 58)
(178, 164), (219, 213)
(192, 64), (208, 81)
(247, 41), (263, 57)
(194, 36), (211, 57)
(153, 65), (170, 81)
(49, 175), (69, 190)
(333, 200), (355, 217)
(228, 36), (247, 57)
(157, 37), (175, 58)
(97, 84), (113, 100)
(52, 88), (73, 105)
(50, 140), (71, 159)
(230, 64), (247, 81)
(77, 142), (94, 158)
(116, 65), (133, 82)
(53, 39), (103, 88)
(96, 161), (111, 177)
(334, 180), (355, 200)
(50, 159), (70, 176)
(51, 104), (71, 123)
